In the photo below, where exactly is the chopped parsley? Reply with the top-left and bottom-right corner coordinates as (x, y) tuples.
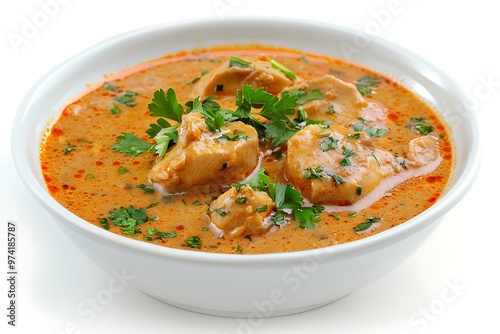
(146, 228), (177, 240)
(218, 133), (250, 141)
(235, 168), (324, 229)
(235, 197), (247, 204)
(354, 217), (382, 232)
(287, 89), (323, 105)
(186, 235), (202, 248)
(112, 133), (153, 156)
(104, 205), (148, 235)
(356, 186), (362, 196)
(98, 218), (110, 230)
(215, 208), (228, 217)
(188, 68), (209, 84)
(270, 59), (296, 80)
(352, 119), (365, 132)
(320, 136), (339, 151)
(408, 117), (433, 135)
(355, 75), (379, 96)
(63, 142), (76, 155)
(339, 158), (351, 167)
(414, 124), (433, 135)
(117, 166), (128, 174)
(347, 133), (361, 140)
(103, 83), (117, 92)
(109, 102), (121, 115)
(365, 127), (388, 138)
(229, 56), (252, 68)
(137, 184), (155, 194)
(255, 205), (268, 213)
(114, 91), (138, 107)
(304, 166), (325, 180)
(340, 147), (355, 166)
(331, 174), (345, 185)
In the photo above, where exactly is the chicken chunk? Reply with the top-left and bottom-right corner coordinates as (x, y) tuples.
(284, 124), (384, 206)
(208, 186), (275, 237)
(196, 56), (293, 97)
(148, 112), (259, 193)
(404, 135), (440, 167)
(285, 75), (367, 122)
(285, 75), (388, 129)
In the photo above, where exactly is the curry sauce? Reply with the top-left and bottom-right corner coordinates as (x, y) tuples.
(40, 46), (454, 254)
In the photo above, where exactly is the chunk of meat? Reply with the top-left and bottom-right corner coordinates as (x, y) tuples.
(208, 186), (275, 237)
(285, 74), (367, 122)
(285, 75), (388, 130)
(284, 124), (384, 205)
(148, 112), (260, 193)
(404, 135), (440, 167)
(196, 56), (293, 97)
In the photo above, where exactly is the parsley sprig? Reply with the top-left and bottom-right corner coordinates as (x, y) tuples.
(236, 169), (324, 229)
(100, 205), (149, 236)
(113, 88), (184, 158)
(355, 75), (379, 96)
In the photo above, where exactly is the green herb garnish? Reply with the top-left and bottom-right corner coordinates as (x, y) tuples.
(229, 56), (252, 68)
(137, 184), (154, 194)
(354, 217), (382, 232)
(114, 91), (138, 107)
(270, 59), (296, 80)
(355, 75), (379, 96)
(320, 136), (339, 151)
(106, 205), (148, 235)
(186, 235), (202, 248)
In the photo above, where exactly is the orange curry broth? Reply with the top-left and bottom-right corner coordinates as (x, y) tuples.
(40, 46), (455, 254)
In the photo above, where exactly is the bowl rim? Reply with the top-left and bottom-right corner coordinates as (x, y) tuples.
(11, 16), (482, 265)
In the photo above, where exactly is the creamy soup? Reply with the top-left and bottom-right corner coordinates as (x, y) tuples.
(40, 46), (454, 254)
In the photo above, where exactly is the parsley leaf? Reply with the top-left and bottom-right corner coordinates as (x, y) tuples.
(270, 59), (296, 80)
(145, 228), (177, 240)
(137, 184), (155, 194)
(320, 136), (339, 151)
(229, 56), (252, 68)
(109, 102), (121, 115)
(264, 119), (299, 146)
(114, 91), (138, 107)
(365, 127), (388, 138)
(218, 133), (249, 141)
(186, 235), (202, 248)
(186, 95), (237, 132)
(148, 88), (184, 123)
(112, 133), (153, 156)
(286, 88), (323, 105)
(107, 205), (148, 235)
(63, 142), (76, 155)
(408, 117), (433, 135)
(235, 169), (323, 229)
(268, 182), (324, 229)
(354, 217), (382, 233)
(355, 75), (379, 96)
(414, 124), (433, 135)
(239, 168), (270, 192)
(304, 166), (325, 180)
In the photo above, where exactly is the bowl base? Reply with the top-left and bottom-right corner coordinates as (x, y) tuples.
(143, 291), (349, 318)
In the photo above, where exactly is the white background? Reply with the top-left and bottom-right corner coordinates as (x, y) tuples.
(1, 0), (498, 333)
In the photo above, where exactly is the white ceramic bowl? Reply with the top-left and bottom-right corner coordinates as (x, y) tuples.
(12, 18), (480, 317)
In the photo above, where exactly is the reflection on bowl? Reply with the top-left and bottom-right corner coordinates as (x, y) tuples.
(12, 18), (480, 317)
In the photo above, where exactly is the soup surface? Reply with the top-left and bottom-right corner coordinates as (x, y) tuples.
(40, 46), (454, 254)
